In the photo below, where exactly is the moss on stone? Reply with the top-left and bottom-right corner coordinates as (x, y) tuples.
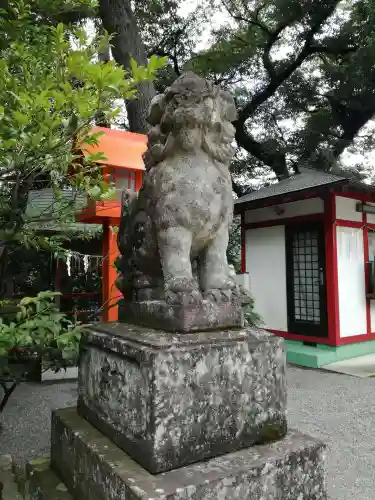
(253, 418), (288, 446)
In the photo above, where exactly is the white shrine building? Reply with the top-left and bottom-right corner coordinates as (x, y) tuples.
(235, 168), (375, 368)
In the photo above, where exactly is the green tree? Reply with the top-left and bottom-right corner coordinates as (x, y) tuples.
(0, 0), (164, 296)
(98, 0), (203, 131)
(98, 0), (375, 189)
(189, 0), (375, 185)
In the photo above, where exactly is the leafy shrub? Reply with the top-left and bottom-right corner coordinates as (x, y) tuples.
(0, 291), (83, 364)
(243, 295), (263, 327)
(0, 291), (85, 416)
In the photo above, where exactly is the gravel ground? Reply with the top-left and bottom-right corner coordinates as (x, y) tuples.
(0, 381), (77, 464)
(1, 366), (375, 499)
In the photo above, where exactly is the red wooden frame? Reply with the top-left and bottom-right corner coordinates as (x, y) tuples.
(244, 213), (324, 230)
(334, 191), (375, 203)
(339, 333), (375, 345)
(362, 212), (371, 334)
(267, 329), (334, 345)
(324, 192), (340, 346)
(267, 329), (375, 346)
(239, 188), (375, 347)
(241, 212), (246, 273)
(102, 222), (121, 322)
(336, 219), (363, 228)
(135, 171), (143, 192)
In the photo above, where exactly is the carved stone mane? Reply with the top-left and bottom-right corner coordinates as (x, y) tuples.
(142, 72), (237, 170)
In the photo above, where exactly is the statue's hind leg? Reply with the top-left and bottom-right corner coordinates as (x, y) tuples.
(199, 225), (236, 301)
(157, 227), (201, 305)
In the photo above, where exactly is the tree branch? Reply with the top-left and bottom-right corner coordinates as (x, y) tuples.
(237, 1), (344, 126)
(221, 0), (271, 35)
(234, 2), (346, 176)
(149, 48), (181, 76)
(0, 380), (17, 413)
(263, 17), (302, 80)
(235, 126), (288, 179)
(332, 106), (375, 160)
(146, 20), (189, 77)
(309, 44), (358, 55)
(232, 178), (253, 197)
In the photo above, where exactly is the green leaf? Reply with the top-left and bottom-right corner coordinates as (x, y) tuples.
(12, 110), (29, 126)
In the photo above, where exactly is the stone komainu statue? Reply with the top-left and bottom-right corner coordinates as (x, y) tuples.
(117, 72), (244, 306)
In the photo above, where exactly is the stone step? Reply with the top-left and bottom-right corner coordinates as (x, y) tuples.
(25, 459), (72, 500)
(12, 464), (26, 498)
(0, 455), (22, 500)
(50, 407), (327, 500)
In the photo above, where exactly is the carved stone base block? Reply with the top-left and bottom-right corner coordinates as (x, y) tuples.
(121, 299), (244, 332)
(47, 408), (327, 500)
(78, 323), (287, 474)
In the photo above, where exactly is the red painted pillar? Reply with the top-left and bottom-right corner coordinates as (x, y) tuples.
(135, 171), (143, 192)
(362, 211), (371, 334)
(324, 192), (340, 346)
(241, 212), (246, 273)
(102, 221), (120, 322)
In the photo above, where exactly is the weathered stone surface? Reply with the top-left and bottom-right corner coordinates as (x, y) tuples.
(116, 72), (251, 314)
(51, 407), (327, 500)
(121, 298), (244, 332)
(0, 455), (12, 472)
(0, 455), (22, 500)
(78, 323), (287, 473)
(25, 459), (73, 500)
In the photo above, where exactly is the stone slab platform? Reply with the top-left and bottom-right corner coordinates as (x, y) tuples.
(50, 407), (327, 500)
(25, 459), (72, 500)
(121, 298), (244, 332)
(78, 324), (287, 473)
(0, 455), (22, 500)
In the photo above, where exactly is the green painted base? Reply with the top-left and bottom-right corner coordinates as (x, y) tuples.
(285, 339), (375, 368)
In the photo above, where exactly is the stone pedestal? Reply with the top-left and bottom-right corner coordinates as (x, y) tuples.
(121, 298), (244, 332)
(78, 323), (287, 473)
(25, 407), (326, 500)
(25, 323), (328, 500)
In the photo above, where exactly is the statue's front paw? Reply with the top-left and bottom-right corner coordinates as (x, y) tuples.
(205, 275), (237, 292)
(165, 278), (201, 305)
(239, 285), (252, 305)
(230, 285), (252, 306)
(166, 289), (202, 306)
(204, 289), (232, 303)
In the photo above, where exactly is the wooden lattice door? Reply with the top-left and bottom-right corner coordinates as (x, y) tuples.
(285, 222), (328, 338)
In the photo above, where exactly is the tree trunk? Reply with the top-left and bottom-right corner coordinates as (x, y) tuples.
(95, 19), (111, 128)
(0, 243), (9, 298)
(99, 0), (156, 133)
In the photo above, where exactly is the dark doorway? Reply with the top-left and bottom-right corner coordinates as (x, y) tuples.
(285, 221), (328, 338)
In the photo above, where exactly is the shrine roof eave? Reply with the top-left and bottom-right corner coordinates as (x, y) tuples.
(234, 181), (347, 214)
(80, 126), (147, 172)
(234, 167), (349, 214)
